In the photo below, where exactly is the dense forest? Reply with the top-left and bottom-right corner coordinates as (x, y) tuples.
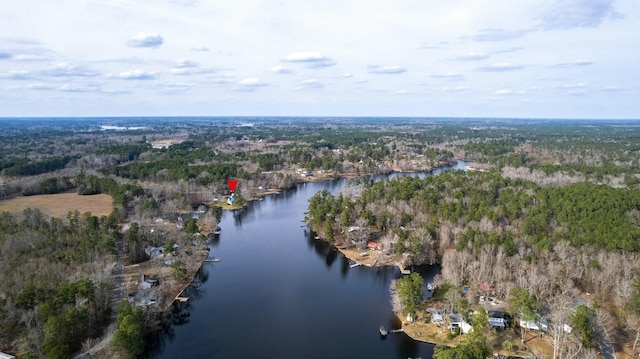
(1, 117), (640, 358)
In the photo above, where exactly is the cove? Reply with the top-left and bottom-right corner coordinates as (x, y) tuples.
(148, 162), (469, 359)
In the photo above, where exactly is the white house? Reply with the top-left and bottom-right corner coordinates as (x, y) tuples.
(449, 313), (473, 334)
(519, 315), (548, 332)
(0, 351), (16, 359)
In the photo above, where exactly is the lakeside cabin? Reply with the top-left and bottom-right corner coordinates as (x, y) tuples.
(367, 241), (382, 250)
(488, 311), (508, 330)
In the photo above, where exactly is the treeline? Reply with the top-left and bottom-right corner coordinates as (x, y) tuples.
(75, 173), (143, 207)
(98, 142), (151, 162)
(0, 209), (119, 358)
(308, 170), (640, 262)
(0, 155), (76, 176)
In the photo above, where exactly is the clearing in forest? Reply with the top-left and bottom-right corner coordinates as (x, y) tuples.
(0, 192), (113, 218)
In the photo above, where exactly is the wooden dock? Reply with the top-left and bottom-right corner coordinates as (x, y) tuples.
(380, 326), (403, 336)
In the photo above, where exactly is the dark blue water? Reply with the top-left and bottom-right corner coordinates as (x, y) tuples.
(149, 162), (468, 359)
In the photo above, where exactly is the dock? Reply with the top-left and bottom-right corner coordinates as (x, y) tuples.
(175, 296), (189, 303)
(380, 326), (403, 336)
(380, 326), (388, 336)
(399, 265), (411, 274)
(204, 258), (222, 262)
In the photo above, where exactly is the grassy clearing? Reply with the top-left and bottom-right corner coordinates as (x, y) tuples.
(0, 191), (113, 218)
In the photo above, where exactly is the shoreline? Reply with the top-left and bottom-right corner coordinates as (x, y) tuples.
(394, 310), (535, 359)
(164, 245), (210, 310)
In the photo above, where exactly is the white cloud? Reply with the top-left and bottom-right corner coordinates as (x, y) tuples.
(282, 52), (336, 68)
(539, 0), (623, 30)
(430, 72), (464, 80)
(45, 63), (100, 77)
(367, 65), (407, 74)
(56, 84), (100, 92)
(494, 89), (514, 95)
(175, 59), (198, 68)
(26, 83), (56, 90)
(476, 62), (523, 72)
(170, 67), (217, 75)
(494, 89), (526, 96)
(472, 28), (531, 42)
(0, 0), (637, 118)
(126, 33), (164, 48)
(442, 86), (469, 92)
(114, 69), (156, 80)
(552, 59), (593, 68)
(301, 78), (323, 89)
(270, 66), (293, 74)
(10, 54), (48, 62)
(169, 60), (218, 76)
(568, 89), (588, 95)
(602, 85), (622, 92)
(1, 70), (31, 80)
(554, 82), (587, 89)
(238, 78), (264, 85)
(235, 78), (268, 91)
(454, 52), (489, 61)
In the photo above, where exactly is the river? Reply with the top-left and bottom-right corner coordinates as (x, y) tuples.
(148, 162), (469, 359)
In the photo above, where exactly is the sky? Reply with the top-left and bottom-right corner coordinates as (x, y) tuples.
(0, 0), (638, 119)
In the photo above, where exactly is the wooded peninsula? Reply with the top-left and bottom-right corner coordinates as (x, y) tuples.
(1, 117), (639, 359)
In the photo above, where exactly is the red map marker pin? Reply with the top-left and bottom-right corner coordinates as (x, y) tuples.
(227, 179), (238, 193)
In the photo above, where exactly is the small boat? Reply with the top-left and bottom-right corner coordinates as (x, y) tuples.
(204, 257), (222, 262)
(427, 282), (435, 291)
(349, 260), (362, 268)
(213, 226), (221, 235)
(379, 325), (388, 336)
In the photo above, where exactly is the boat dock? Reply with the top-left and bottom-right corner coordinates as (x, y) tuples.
(398, 265), (411, 274)
(380, 326), (403, 336)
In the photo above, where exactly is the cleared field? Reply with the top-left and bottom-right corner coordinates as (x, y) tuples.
(0, 192), (113, 218)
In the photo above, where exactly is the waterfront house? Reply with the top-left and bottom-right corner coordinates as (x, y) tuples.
(519, 315), (548, 332)
(449, 313), (473, 334)
(431, 311), (444, 324)
(488, 311), (508, 330)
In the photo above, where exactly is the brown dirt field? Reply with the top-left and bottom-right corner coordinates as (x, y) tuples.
(0, 192), (113, 219)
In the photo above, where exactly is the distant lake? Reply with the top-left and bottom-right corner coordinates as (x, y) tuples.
(148, 162), (469, 359)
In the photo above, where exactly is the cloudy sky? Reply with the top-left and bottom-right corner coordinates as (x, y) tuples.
(1, 0), (638, 118)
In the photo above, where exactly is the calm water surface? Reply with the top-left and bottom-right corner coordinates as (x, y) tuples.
(149, 163), (468, 359)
